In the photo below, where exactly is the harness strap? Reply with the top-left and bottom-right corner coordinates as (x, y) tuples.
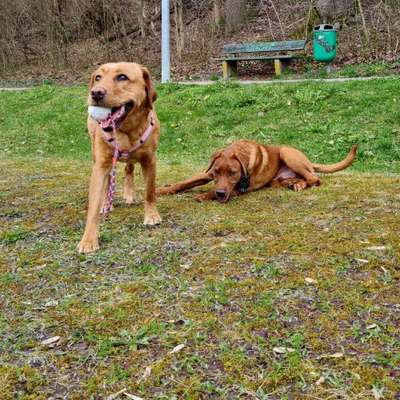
(102, 111), (155, 217)
(103, 145), (119, 216)
(103, 111), (155, 159)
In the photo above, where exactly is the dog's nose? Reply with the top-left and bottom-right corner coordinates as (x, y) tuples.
(215, 189), (226, 199)
(91, 88), (107, 102)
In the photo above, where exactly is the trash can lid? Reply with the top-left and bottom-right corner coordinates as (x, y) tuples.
(314, 24), (337, 31)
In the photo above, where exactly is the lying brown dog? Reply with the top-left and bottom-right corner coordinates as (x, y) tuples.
(78, 62), (161, 253)
(157, 140), (357, 203)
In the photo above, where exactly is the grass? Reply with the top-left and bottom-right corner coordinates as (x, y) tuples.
(302, 61), (400, 80)
(0, 79), (399, 399)
(1, 78), (400, 171)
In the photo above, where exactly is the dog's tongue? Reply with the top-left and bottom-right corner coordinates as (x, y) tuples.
(100, 105), (126, 130)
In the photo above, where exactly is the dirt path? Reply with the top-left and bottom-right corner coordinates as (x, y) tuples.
(0, 87), (30, 90)
(178, 75), (399, 85)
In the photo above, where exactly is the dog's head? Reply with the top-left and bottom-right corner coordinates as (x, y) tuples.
(88, 62), (157, 131)
(206, 148), (250, 203)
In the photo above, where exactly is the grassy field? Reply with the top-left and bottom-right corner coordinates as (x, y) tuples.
(1, 78), (400, 170)
(0, 79), (399, 399)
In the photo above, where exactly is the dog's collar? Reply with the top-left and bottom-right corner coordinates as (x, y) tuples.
(235, 173), (250, 193)
(101, 111), (155, 161)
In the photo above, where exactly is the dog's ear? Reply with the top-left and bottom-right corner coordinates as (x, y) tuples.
(233, 151), (249, 177)
(142, 67), (157, 108)
(205, 150), (223, 173)
(234, 145), (259, 176)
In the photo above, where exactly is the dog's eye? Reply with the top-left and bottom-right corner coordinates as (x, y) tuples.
(94, 75), (101, 81)
(116, 74), (129, 81)
(229, 171), (237, 176)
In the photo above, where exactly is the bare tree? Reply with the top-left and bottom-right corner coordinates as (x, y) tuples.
(173, 0), (185, 59)
(225, 0), (247, 33)
(316, 0), (354, 22)
(212, 0), (224, 28)
(46, 0), (70, 65)
(356, 0), (369, 42)
(0, 0), (399, 77)
(137, 0), (147, 37)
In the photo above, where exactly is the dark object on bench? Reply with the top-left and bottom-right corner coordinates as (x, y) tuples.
(216, 40), (307, 79)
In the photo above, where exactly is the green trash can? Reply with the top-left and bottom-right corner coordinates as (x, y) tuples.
(313, 24), (337, 62)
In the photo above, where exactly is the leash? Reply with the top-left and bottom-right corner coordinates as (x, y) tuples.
(102, 111), (155, 217)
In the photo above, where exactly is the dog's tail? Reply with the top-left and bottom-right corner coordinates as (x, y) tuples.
(312, 145), (358, 173)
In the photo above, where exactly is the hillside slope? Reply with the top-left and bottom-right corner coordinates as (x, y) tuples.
(1, 0), (399, 83)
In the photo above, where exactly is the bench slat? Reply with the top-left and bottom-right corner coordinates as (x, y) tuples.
(215, 55), (302, 62)
(223, 40), (306, 54)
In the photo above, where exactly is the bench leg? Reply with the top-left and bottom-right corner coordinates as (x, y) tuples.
(223, 60), (237, 80)
(274, 59), (283, 76)
(274, 59), (290, 76)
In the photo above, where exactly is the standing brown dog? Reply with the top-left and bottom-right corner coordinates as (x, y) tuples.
(78, 62), (161, 253)
(157, 140), (357, 203)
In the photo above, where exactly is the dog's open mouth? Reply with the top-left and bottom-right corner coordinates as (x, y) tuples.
(100, 101), (134, 132)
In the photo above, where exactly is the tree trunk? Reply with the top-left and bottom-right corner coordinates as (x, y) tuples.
(356, 0), (369, 43)
(212, 0), (223, 28)
(316, 0), (354, 22)
(225, 0), (246, 33)
(46, 0), (69, 66)
(173, 0), (184, 60)
(137, 0), (146, 37)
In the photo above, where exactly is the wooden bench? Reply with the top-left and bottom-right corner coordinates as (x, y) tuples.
(216, 40), (307, 79)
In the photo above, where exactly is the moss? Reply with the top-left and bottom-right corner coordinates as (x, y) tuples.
(0, 365), (45, 400)
(1, 89), (400, 398)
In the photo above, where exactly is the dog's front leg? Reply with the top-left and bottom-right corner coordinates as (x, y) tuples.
(156, 172), (213, 196)
(100, 174), (111, 214)
(141, 156), (161, 226)
(78, 162), (110, 253)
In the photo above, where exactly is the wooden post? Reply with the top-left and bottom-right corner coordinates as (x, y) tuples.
(222, 60), (238, 79)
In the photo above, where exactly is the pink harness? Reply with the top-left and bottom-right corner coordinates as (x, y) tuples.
(102, 111), (155, 216)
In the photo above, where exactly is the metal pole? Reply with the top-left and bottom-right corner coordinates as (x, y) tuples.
(161, 0), (170, 82)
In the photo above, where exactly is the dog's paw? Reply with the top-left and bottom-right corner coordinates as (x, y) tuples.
(194, 193), (207, 202)
(292, 181), (308, 192)
(77, 238), (99, 254)
(306, 176), (321, 187)
(144, 210), (162, 226)
(123, 193), (140, 205)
